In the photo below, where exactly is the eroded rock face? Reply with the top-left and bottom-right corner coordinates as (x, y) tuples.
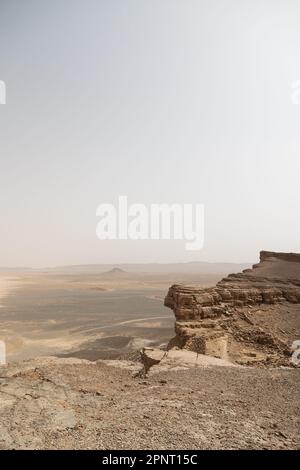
(164, 251), (300, 365)
(260, 251), (300, 264)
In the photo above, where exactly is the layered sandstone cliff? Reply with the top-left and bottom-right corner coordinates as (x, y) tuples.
(164, 251), (300, 365)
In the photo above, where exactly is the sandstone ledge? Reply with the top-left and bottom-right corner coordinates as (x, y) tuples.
(164, 251), (300, 366)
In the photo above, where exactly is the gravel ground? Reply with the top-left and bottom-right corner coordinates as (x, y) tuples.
(0, 358), (299, 450)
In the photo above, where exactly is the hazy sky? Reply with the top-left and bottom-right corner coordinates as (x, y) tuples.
(0, 0), (300, 267)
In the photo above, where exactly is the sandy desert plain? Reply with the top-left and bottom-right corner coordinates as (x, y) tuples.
(0, 262), (245, 363)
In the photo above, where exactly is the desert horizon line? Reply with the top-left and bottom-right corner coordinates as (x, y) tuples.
(3, 249), (300, 270)
(0, 258), (255, 270)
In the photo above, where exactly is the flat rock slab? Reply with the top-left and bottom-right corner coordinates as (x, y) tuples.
(142, 348), (237, 374)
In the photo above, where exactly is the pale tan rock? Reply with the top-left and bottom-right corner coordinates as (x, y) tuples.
(140, 347), (237, 375)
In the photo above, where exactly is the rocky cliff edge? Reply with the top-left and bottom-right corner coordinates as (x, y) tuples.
(164, 251), (300, 366)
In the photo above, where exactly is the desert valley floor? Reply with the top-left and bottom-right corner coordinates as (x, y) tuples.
(0, 267), (225, 362)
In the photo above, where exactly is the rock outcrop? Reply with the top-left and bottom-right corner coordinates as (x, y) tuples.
(164, 251), (300, 365)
